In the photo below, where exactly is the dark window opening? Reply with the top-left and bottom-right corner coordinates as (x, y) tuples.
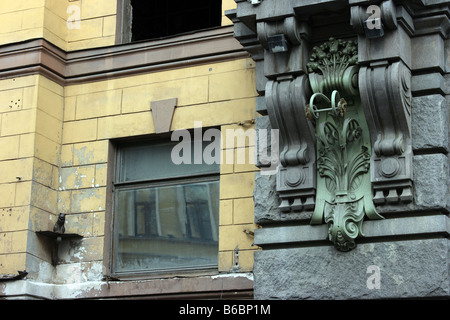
(129, 0), (222, 42)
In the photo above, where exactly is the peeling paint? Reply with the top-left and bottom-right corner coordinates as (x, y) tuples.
(211, 272), (254, 281)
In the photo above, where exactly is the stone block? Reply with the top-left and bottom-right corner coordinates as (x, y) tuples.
(358, 27), (411, 67)
(97, 112), (154, 139)
(92, 211), (105, 237)
(412, 34), (445, 72)
(209, 69), (257, 102)
(0, 88), (23, 113)
(103, 16), (116, 37)
(0, 230), (28, 254)
(65, 213), (93, 237)
(14, 181), (31, 207)
(412, 94), (448, 152)
(0, 206), (29, 232)
(0, 0), (44, 15)
(94, 163), (108, 187)
(80, 0), (116, 20)
(218, 223), (255, 251)
(73, 140), (109, 166)
(1, 109), (36, 136)
(413, 154), (449, 210)
(0, 253), (26, 275)
(60, 165), (96, 190)
(255, 95), (266, 114)
(234, 197), (255, 224)
(35, 134), (60, 165)
(18, 133), (35, 158)
(254, 238), (450, 299)
(253, 171), (280, 224)
(75, 89), (122, 120)
(63, 119), (98, 144)
(0, 158), (31, 186)
(57, 190), (71, 214)
(33, 158), (58, 188)
(0, 136), (20, 161)
(37, 86), (63, 121)
(221, 123), (256, 149)
(35, 109), (62, 143)
(220, 172), (255, 199)
(67, 17), (103, 42)
(218, 250), (233, 272)
(219, 199), (233, 225)
(411, 73), (445, 95)
(171, 98), (256, 131)
(0, 183), (15, 207)
(30, 182), (57, 213)
(60, 144), (74, 167)
(70, 187), (106, 213)
(22, 7), (45, 30)
(59, 236), (104, 263)
(29, 206), (52, 232)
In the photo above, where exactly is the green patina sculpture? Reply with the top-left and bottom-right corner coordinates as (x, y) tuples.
(307, 38), (383, 251)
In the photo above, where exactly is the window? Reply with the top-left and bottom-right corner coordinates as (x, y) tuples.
(122, 0), (223, 43)
(111, 137), (220, 276)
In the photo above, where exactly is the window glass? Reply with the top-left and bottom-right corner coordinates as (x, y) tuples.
(113, 138), (220, 275)
(115, 181), (219, 273)
(118, 139), (219, 183)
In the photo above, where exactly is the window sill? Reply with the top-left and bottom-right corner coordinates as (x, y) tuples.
(109, 267), (220, 282)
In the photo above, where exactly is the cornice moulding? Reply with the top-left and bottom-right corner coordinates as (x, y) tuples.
(0, 26), (247, 86)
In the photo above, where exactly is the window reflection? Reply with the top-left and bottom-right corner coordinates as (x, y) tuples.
(116, 180), (219, 273)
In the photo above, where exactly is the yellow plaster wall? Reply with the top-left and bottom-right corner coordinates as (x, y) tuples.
(0, 0), (258, 280)
(61, 58), (259, 272)
(0, 74), (65, 274)
(0, 0), (237, 51)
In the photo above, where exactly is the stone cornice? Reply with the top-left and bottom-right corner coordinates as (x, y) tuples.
(0, 26), (247, 86)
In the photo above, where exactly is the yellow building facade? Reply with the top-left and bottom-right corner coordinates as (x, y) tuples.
(0, 0), (259, 299)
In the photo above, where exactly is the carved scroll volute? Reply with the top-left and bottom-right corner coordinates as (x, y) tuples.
(351, 0), (414, 204)
(266, 76), (316, 212)
(359, 61), (413, 203)
(260, 17), (316, 212)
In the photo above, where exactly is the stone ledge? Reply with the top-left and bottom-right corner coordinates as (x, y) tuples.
(0, 273), (254, 300)
(255, 214), (450, 247)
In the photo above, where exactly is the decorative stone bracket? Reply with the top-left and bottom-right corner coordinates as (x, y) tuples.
(261, 17), (317, 213)
(307, 38), (384, 251)
(351, 0), (414, 204)
(229, 0), (418, 250)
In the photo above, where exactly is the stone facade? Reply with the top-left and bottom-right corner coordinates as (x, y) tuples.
(0, 0), (449, 301)
(229, 0), (450, 299)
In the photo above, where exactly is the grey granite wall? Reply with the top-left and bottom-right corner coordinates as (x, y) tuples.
(229, 0), (450, 299)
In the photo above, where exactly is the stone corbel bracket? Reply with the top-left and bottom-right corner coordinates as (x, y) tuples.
(258, 17), (317, 212)
(351, 0), (414, 204)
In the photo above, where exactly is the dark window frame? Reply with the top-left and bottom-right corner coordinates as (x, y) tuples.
(105, 133), (221, 279)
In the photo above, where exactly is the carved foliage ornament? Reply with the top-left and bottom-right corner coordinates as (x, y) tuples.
(307, 38), (383, 251)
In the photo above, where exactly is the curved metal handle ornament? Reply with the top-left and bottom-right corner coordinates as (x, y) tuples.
(308, 90), (346, 120)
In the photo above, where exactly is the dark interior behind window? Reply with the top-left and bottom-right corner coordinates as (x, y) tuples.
(130, 0), (222, 42)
